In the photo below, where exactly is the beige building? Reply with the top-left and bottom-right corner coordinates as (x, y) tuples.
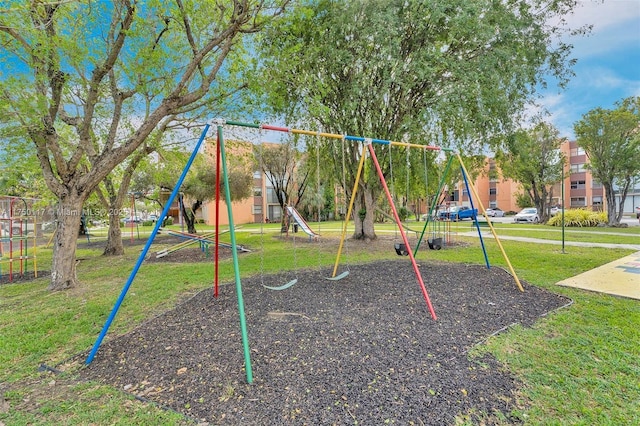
(453, 140), (637, 214)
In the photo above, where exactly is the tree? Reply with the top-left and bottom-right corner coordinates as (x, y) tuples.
(179, 154), (253, 234)
(254, 140), (311, 229)
(257, 0), (583, 239)
(0, 0), (288, 290)
(574, 97), (640, 226)
(496, 122), (565, 223)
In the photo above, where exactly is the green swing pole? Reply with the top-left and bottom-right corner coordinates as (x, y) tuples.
(414, 153), (455, 255)
(217, 124), (254, 383)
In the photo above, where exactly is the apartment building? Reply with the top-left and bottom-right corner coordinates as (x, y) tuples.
(453, 140), (639, 214)
(199, 140), (286, 226)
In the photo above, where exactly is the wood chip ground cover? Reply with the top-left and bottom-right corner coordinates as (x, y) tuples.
(74, 260), (570, 425)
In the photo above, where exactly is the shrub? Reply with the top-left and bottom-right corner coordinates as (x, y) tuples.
(398, 206), (411, 221)
(547, 209), (607, 227)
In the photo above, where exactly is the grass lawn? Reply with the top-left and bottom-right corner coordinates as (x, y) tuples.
(1, 222), (639, 425)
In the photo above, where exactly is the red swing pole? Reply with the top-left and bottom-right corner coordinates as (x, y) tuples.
(214, 132), (222, 297)
(367, 143), (437, 320)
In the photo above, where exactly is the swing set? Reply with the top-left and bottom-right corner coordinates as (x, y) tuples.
(86, 119), (524, 386)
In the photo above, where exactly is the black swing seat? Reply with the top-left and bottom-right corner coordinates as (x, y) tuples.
(394, 242), (409, 256)
(428, 237), (443, 250)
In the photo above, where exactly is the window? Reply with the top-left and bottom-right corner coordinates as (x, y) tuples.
(570, 163), (586, 173)
(570, 180), (586, 189)
(489, 188), (497, 195)
(253, 187), (262, 197)
(592, 196), (603, 206)
(592, 180), (603, 189)
(253, 171), (262, 179)
(252, 205), (262, 214)
(570, 147), (585, 156)
(570, 197), (586, 207)
(266, 188), (279, 204)
(489, 201), (497, 208)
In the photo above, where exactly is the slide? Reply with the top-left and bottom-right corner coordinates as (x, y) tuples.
(286, 206), (320, 239)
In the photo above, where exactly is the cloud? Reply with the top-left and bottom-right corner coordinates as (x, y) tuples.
(561, 1), (640, 57)
(565, 0), (640, 31)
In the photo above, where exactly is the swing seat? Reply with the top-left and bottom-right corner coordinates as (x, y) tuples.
(325, 271), (349, 281)
(262, 279), (298, 291)
(394, 243), (409, 256)
(428, 237), (442, 250)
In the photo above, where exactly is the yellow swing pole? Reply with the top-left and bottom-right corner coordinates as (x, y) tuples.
(456, 153), (524, 292)
(331, 142), (368, 278)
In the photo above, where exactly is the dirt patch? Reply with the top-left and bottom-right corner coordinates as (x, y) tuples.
(0, 270), (51, 286)
(73, 260), (570, 425)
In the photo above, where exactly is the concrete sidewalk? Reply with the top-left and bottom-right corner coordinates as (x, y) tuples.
(557, 251), (640, 300)
(458, 230), (640, 300)
(458, 231), (640, 251)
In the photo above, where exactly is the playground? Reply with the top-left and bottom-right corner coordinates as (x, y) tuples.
(74, 257), (569, 424)
(3, 121), (638, 424)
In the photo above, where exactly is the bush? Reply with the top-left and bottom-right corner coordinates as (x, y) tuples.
(547, 209), (607, 227)
(142, 220), (154, 227)
(398, 206), (411, 221)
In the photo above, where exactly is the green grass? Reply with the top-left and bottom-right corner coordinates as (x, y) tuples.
(1, 222), (639, 425)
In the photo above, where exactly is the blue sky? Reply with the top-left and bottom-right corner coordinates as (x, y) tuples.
(540, 0), (640, 140)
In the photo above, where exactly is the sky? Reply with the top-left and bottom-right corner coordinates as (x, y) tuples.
(540, 0), (640, 140)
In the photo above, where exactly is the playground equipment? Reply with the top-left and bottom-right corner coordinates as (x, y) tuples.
(155, 228), (249, 259)
(286, 206), (319, 240)
(87, 120), (524, 385)
(0, 196), (39, 283)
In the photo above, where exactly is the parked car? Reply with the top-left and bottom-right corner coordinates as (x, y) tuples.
(550, 206), (564, 216)
(514, 208), (539, 223)
(122, 216), (142, 224)
(439, 206), (477, 221)
(485, 207), (504, 217)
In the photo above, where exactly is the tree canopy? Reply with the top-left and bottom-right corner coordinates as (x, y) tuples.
(496, 121), (565, 223)
(256, 0), (584, 239)
(0, 0), (288, 290)
(574, 96), (640, 225)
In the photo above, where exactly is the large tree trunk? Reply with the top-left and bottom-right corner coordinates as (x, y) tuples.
(49, 196), (84, 291)
(179, 195), (201, 234)
(351, 186), (377, 240)
(96, 175), (127, 256)
(103, 213), (124, 256)
(604, 183), (618, 226)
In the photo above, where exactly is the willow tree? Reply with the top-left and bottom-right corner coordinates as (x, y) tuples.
(574, 97), (640, 226)
(0, 0), (288, 290)
(257, 0), (583, 240)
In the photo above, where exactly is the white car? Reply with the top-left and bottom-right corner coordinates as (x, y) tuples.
(485, 208), (504, 217)
(514, 208), (539, 223)
(550, 206), (564, 216)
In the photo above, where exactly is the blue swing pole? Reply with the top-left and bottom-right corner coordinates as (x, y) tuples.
(456, 153), (524, 292)
(459, 164), (490, 269)
(86, 124), (211, 365)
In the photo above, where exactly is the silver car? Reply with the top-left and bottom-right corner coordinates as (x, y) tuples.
(485, 208), (504, 217)
(514, 208), (539, 223)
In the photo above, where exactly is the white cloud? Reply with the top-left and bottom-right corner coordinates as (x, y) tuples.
(565, 0), (640, 31)
(561, 1), (640, 57)
(577, 66), (635, 89)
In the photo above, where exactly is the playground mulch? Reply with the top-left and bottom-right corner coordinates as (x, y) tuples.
(73, 259), (570, 425)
